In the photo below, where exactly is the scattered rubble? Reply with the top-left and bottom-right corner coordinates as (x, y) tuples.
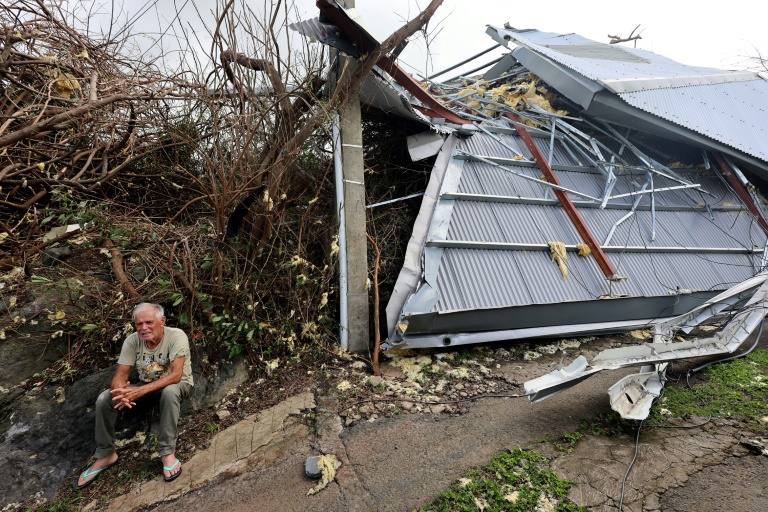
(332, 338), (597, 426)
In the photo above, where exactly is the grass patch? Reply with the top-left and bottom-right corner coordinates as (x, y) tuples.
(553, 431), (583, 453)
(580, 411), (635, 437)
(648, 349), (768, 431)
(418, 448), (587, 512)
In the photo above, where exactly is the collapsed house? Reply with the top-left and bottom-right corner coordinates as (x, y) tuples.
(295, 1), (768, 418)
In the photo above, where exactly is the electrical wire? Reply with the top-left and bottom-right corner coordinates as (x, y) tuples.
(689, 315), (765, 374)
(652, 366), (713, 429)
(616, 314), (766, 509)
(618, 420), (643, 512)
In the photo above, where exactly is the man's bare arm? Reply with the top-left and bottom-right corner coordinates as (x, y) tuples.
(110, 364), (132, 390)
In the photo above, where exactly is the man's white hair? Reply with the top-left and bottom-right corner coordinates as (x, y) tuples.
(132, 302), (164, 321)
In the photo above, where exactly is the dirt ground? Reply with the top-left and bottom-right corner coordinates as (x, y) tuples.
(133, 331), (768, 512)
(660, 453), (768, 512)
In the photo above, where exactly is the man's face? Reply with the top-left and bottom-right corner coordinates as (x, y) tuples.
(134, 308), (166, 345)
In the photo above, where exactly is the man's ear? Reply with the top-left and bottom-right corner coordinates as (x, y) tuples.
(160, 316), (167, 326)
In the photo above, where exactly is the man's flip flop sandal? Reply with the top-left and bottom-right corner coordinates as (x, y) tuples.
(163, 460), (182, 482)
(73, 462), (116, 490)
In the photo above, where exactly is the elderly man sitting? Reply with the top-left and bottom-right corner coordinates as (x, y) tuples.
(74, 302), (193, 489)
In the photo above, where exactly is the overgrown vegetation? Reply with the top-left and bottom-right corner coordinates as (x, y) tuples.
(418, 448), (588, 512)
(0, 0), (447, 385)
(647, 349), (768, 432)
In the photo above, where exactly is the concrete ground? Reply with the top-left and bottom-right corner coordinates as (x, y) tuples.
(104, 335), (768, 512)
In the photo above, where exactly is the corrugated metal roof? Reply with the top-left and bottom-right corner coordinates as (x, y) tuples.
(461, 130), (532, 159)
(503, 30), (756, 90)
(458, 161), (545, 197)
(293, 7), (768, 350)
(619, 82), (768, 162)
(390, 128), (767, 342)
(434, 249), (533, 311)
(434, 248), (602, 311)
(498, 28), (768, 164)
(577, 208), (761, 249)
(383, 25), (768, 348)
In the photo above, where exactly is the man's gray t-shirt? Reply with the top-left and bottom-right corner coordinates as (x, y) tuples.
(117, 326), (193, 386)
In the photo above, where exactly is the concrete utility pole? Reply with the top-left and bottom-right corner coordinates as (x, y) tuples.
(336, 0), (370, 354)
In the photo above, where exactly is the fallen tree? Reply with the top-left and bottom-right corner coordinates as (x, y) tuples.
(0, 0), (446, 378)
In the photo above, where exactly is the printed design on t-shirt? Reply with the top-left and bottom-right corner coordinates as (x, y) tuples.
(136, 351), (170, 382)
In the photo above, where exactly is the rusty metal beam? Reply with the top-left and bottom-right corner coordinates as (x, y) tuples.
(374, 56), (471, 125)
(316, 0), (470, 125)
(713, 153), (768, 235)
(508, 114), (618, 280)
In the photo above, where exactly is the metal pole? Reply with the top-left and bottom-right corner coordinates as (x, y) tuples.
(426, 44), (501, 80)
(333, 118), (349, 350)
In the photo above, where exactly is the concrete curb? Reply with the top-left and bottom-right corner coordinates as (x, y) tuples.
(108, 392), (316, 511)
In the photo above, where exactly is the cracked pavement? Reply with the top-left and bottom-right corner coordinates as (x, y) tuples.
(120, 335), (768, 512)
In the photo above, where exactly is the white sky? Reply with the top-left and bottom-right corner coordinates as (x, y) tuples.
(85, 0), (768, 77)
(329, 0), (767, 76)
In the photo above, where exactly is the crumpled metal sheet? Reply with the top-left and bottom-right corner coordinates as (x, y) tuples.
(524, 273), (768, 419)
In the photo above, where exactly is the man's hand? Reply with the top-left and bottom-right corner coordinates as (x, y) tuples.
(107, 358), (184, 410)
(111, 383), (138, 410)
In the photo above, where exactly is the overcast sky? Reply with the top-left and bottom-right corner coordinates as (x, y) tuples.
(89, 0), (767, 78)
(315, 0), (767, 75)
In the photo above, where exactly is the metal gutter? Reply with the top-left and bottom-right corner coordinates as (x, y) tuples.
(524, 273), (768, 418)
(508, 113), (619, 280)
(403, 292), (718, 337)
(653, 271), (768, 339)
(393, 318), (674, 350)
